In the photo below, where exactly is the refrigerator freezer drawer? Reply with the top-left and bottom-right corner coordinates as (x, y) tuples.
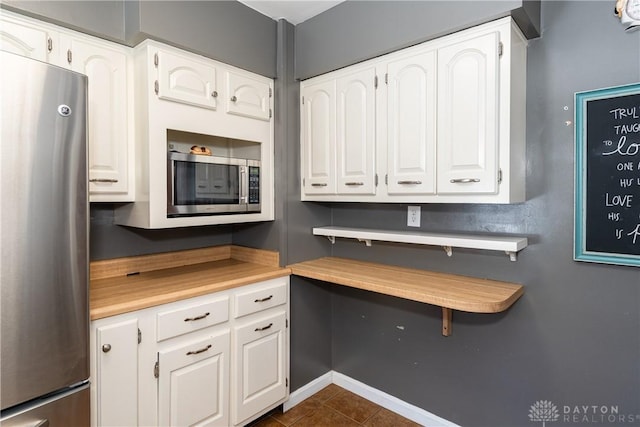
(0, 383), (90, 427)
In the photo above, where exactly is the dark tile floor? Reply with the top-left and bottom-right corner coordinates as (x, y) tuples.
(250, 384), (422, 427)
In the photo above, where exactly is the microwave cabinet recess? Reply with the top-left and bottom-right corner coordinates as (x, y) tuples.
(300, 17), (527, 204)
(90, 276), (290, 427)
(114, 39), (274, 228)
(0, 10), (135, 202)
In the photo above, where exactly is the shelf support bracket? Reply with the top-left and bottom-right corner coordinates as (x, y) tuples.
(506, 251), (517, 262)
(442, 307), (452, 337)
(443, 246), (453, 257)
(358, 239), (372, 247)
(326, 236), (335, 244)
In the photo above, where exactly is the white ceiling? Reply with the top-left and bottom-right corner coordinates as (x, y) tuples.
(238, 1), (345, 25)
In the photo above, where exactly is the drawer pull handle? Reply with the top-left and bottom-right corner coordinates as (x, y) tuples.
(254, 295), (273, 303)
(311, 183), (328, 187)
(90, 178), (119, 183)
(344, 182), (364, 186)
(184, 312), (210, 322)
(255, 323), (273, 332)
(186, 344), (212, 356)
(450, 178), (480, 183)
(397, 180), (422, 185)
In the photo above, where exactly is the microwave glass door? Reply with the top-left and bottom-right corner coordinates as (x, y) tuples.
(174, 161), (240, 205)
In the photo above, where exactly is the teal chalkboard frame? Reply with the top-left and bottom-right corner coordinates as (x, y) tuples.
(574, 82), (640, 267)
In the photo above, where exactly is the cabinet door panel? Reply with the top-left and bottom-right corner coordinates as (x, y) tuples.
(157, 50), (218, 110)
(95, 319), (138, 427)
(67, 37), (130, 197)
(336, 68), (376, 195)
(0, 18), (51, 61)
(226, 71), (270, 121)
(386, 50), (437, 194)
(437, 31), (499, 194)
(158, 331), (230, 427)
(301, 81), (336, 194)
(233, 311), (287, 425)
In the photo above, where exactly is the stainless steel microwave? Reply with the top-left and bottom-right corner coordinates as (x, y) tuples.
(167, 152), (260, 216)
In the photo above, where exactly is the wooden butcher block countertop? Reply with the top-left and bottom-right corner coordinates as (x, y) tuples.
(90, 245), (290, 320)
(288, 257), (523, 314)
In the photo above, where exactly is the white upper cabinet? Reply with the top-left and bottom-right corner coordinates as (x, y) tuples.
(436, 31), (499, 195)
(156, 49), (219, 110)
(301, 79), (336, 195)
(61, 34), (133, 201)
(300, 17), (527, 204)
(386, 49), (437, 195)
(0, 11), (135, 202)
(336, 67), (376, 195)
(116, 40), (275, 228)
(300, 66), (377, 197)
(0, 14), (54, 61)
(226, 71), (271, 121)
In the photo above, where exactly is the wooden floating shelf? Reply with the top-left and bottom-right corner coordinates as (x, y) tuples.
(313, 226), (528, 261)
(288, 257), (524, 336)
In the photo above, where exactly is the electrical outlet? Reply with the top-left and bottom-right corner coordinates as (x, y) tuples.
(407, 206), (421, 227)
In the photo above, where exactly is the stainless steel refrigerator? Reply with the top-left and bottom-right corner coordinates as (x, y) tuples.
(1, 51), (90, 426)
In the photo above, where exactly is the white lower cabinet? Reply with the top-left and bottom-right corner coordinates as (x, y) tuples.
(90, 276), (290, 427)
(158, 332), (231, 427)
(92, 318), (139, 427)
(233, 311), (287, 425)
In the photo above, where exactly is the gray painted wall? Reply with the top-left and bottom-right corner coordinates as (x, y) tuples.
(2, 0), (276, 76)
(295, 1), (640, 426)
(2, 0), (126, 42)
(294, 0), (540, 80)
(125, 1), (277, 77)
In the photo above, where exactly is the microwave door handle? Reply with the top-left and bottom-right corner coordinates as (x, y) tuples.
(240, 166), (248, 204)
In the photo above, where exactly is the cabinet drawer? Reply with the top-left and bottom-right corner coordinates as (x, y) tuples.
(234, 279), (287, 318)
(157, 296), (229, 342)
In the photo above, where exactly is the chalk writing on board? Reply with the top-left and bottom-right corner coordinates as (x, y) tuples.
(585, 94), (640, 256)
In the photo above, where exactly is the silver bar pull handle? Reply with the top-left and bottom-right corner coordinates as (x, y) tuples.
(32, 420), (50, 427)
(311, 183), (328, 187)
(90, 178), (119, 183)
(450, 178), (480, 183)
(47, 38), (52, 52)
(344, 182), (364, 186)
(255, 323), (273, 332)
(186, 344), (212, 356)
(67, 49), (72, 64)
(397, 180), (422, 185)
(184, 312), (210, 322)
(254, 295), (273, 303)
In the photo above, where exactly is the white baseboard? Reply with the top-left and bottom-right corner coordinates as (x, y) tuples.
(282, 371), (332, 411)
(284, 370), (459, 427)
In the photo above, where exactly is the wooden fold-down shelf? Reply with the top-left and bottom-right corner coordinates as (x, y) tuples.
(288, 257), (524, 336)
(313, 226), (528, 261)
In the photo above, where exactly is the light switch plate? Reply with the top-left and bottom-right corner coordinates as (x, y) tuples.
(407, 206), (421, 227)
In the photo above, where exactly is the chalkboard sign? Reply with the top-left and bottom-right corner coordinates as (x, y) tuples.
(575, 83), (640, 267)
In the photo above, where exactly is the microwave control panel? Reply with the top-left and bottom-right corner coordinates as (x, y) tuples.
(248, 166), (260, 204)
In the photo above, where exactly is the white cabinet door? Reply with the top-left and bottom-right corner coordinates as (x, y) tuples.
(301, 80), (336, 195)
(158, 331), (230, 427)
(336, 67), (376, 195)
(386, 49), (437, 195)
(95, 318), (139, 427)
(232, 311), (287, 426)
(64, 35), (132, 200)
(156, 49), (218, 110)
(437, 31), (500, 195)
(0, 15), (53, 62)
(226, 71), (271, 121)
